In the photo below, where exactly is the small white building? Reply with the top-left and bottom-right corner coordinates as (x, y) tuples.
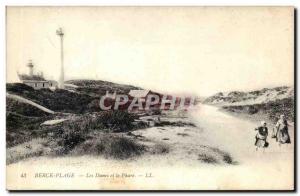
(18, 60), (58, 90)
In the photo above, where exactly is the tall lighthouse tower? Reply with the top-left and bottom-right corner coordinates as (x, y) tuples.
(56, 27), (65, 89)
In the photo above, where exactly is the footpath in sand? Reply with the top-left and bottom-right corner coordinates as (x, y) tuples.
(7, 104), (294, 190)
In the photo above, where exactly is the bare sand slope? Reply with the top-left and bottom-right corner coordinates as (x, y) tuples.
(6, 93), (55, 114)
(7, 105), (294, 190)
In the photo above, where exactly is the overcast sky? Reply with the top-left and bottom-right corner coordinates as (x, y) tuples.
(7, 7), (294, 96)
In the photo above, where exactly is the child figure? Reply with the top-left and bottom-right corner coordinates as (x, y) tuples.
(254, 121), (269, 151)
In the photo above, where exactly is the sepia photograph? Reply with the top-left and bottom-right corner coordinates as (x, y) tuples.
(5, 6), (295, 190)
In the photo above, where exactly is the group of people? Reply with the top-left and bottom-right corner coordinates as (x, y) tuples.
(254, 114), (291, 151)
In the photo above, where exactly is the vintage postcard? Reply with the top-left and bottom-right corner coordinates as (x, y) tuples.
(6, 6), (295, 190)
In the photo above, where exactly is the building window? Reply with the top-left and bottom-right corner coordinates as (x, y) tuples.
(43, 83), (45, 87)
(34, 83), (37, 87)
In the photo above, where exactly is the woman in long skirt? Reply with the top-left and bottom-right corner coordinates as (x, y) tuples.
(275, 115), (291, 145)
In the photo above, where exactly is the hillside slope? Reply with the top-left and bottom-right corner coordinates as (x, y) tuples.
(203, 86), (294, 122)
(65, 79), (141, 97)
(7, 93), (54, 114)
(7, 83), (95, 113)
(203, 86), (293, 106)
(7, 80), (141, 113)
(6, 96), (54, 147)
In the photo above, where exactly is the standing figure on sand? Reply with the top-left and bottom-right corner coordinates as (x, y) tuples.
(254, 121), (269, 151)
(254, 114), (291, 152)
(274, 114), (291, 146)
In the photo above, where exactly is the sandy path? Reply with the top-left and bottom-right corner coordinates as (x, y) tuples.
(7, 93), (55, 114)
(190, 105), (294, 163)
(6, 104), (294, 190)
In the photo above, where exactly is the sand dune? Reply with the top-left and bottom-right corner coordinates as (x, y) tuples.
(7, 104), (294, 190)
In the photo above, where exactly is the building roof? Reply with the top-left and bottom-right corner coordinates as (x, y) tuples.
(128, 90), (150, 98)
(22, 80), (49, 83)
(18, 74), (45, 81)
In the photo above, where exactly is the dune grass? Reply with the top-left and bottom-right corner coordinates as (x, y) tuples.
(71, 134), (145, 159)
(7, 110), (149, 163)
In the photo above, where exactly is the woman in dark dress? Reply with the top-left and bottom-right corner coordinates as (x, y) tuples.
(254, 121), (269, 151)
